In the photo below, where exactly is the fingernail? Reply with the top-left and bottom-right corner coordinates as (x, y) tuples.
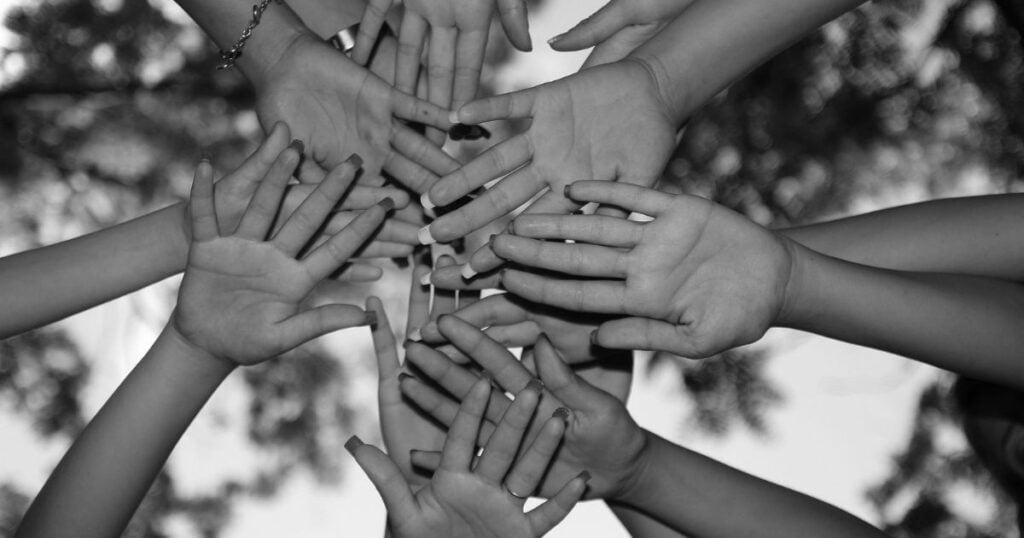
(507, 220), (516, 234)
(398, 372), (414, 382)
(417, 225), (436, 245)
(460, 264), (478, 280)
(576, 470), (591, 483)
(378, 197), (396, 212)
(409, 328), (423, 342)
(448, 111), (460, 124)
(589, 330), (599, 346)
(199, 151), (212, 162)
(344, 435), (363, 453)
(526, 378), (543, 394)
(553, 407), (571, 424)
(499, 268), (508, 282)
(480, 371), (494, 384)
(548, 32), (566, 45)
(347, 153), (363, 168)
(289, 139), (305, 155)
(362, 311), (378, 327)
(563, 185), (572, 199)
(488, 234), (497, 248)
(419, 271), (432, 286)
(420, 191), (436, 211)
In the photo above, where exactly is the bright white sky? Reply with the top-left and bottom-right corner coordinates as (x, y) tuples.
(0, 0), (995, 536)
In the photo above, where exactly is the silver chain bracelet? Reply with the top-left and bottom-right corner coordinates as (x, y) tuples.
(217, 0), (281, 70)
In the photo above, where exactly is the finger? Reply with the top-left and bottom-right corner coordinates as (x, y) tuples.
(310, 211), (419, 246)
(430, 255), (459, 320)
(476, 381), (542, 483)
(273, 155), (362, 255)
(190, 157), (218, 241)
(352, 0), (395, 65)
(426, 165), (543, 244)
(332, 263), (384, 282)
(420, 293), (529, 342)
(548, 0), (629, 51)
(382, 145), (439, 195)
(294, 158), (328, 184)
(394, 11), (427, 95)
(390, 87), (455, 131)
(452, 28), (488, 108)
(453, 87), (537, 125)
(404, 341), (511, 421)
(435, 343), (475, 365)
(485, 321), (541, 349)
(303, 201), (390, 280)
(427, 26), (457, 112)
(345, 436), (418, 516)
(223, 122), (291, 197)
(235, 141), (302, 240)
(534, 335), (608, 410)
(492, 234), (628, 278)
(565, 181), (672, 217)
(391, 122), (461, 177)
(428, 263), (502, 291)
(503, 269), (631, 314)
(456, 287), (480, 310)
(367, 296), (402, 383)
(439, 377), (491, 471)
(425, 134), (532, 208)
(406, 263), (432, 339)
(354, 240), (415, 259)
(277, 304), (373, 349)
(496, 0), (532, 51)
(527, 469), (589, 535)
(437, 315), (534, 393)
(596, 316), (704, 356)
(581, 21), (662, 70)
(504, 414), (566, 501)
(510, 214), (643, 248)
(340, 185), (412, 210)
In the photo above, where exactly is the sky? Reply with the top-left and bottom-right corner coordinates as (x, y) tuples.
(0, 0), (992, 536)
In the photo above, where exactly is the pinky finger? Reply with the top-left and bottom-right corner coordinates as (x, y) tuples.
(527, 470), (589, 535)
(190, 158), (218, 241)
(278, 304), (374, 349)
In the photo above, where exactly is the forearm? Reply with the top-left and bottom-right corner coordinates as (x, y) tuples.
(0, 204), (188, 339)
(779, 194), (1024, 280)
(608, 502), (690, 538)
(779, 240), (1024, 389)
(615, 431), (883, 538)
(16, 325), (233, 538)
(628, 0), (865, 124)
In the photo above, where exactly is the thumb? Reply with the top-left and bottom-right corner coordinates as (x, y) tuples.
(534, 334), (613, 410)
(345, 436), (417, 517)
(595, 317), (708, 357)
(549, 0), (630, 51)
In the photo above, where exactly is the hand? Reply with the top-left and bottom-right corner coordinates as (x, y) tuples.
(401, 317), (646, 500)
(173, 144), (389, 366)
(418, 292), (623, 364)
(493, 180), (793, 358)
(253, 34), (459, 192)
(354, 0), (531, 110)
(346, 376), (588, 538)
(363, 255), (469, 487)
(549, 0), (698, 68)
(419, 59), (678, 278)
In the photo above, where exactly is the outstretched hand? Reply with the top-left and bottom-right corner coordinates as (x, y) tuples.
(418, 59), (678, 278)
(492, 180), (793, 358)
(172, 143), (390, 366)
(254, 34), (459, 192)
(346, 375), (587, 538)
(354, 0), (531, 111)
(400, 317), (645, 500)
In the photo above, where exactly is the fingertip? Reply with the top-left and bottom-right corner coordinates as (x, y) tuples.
(344, 435), (364, 455)
(417, 225), (436, 245)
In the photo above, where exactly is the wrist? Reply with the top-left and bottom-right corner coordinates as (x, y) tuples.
(622, 54), (686, 126)
(236, 5), (319, 89)
(610, 429), (657, 505)
(774, 237), (823, 329)
(164, 317), (238, 377)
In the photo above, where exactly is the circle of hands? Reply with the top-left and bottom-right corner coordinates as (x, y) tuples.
(177, 0), (802, 535)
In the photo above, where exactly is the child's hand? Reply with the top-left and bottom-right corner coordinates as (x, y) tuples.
(401, 317), (648, 501)
(363, 256), (467, 487)
(172, 146), (388, 366)
(493, 180), (794, 358)
(346, 376), (588, 538)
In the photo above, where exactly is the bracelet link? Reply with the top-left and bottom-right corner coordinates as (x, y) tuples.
(217, 0), (281, 70)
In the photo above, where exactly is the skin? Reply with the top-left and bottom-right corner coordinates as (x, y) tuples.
(16, 139), (386, 538)
(346, 377), (589, 538)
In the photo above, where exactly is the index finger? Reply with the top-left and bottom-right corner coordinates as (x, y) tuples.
(496, 0), (532, 51)
(454, 87), (538, 125)
(437, 315), (534, 393)
(564, 181), (673, 217)
(439, 377), (491, 471)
